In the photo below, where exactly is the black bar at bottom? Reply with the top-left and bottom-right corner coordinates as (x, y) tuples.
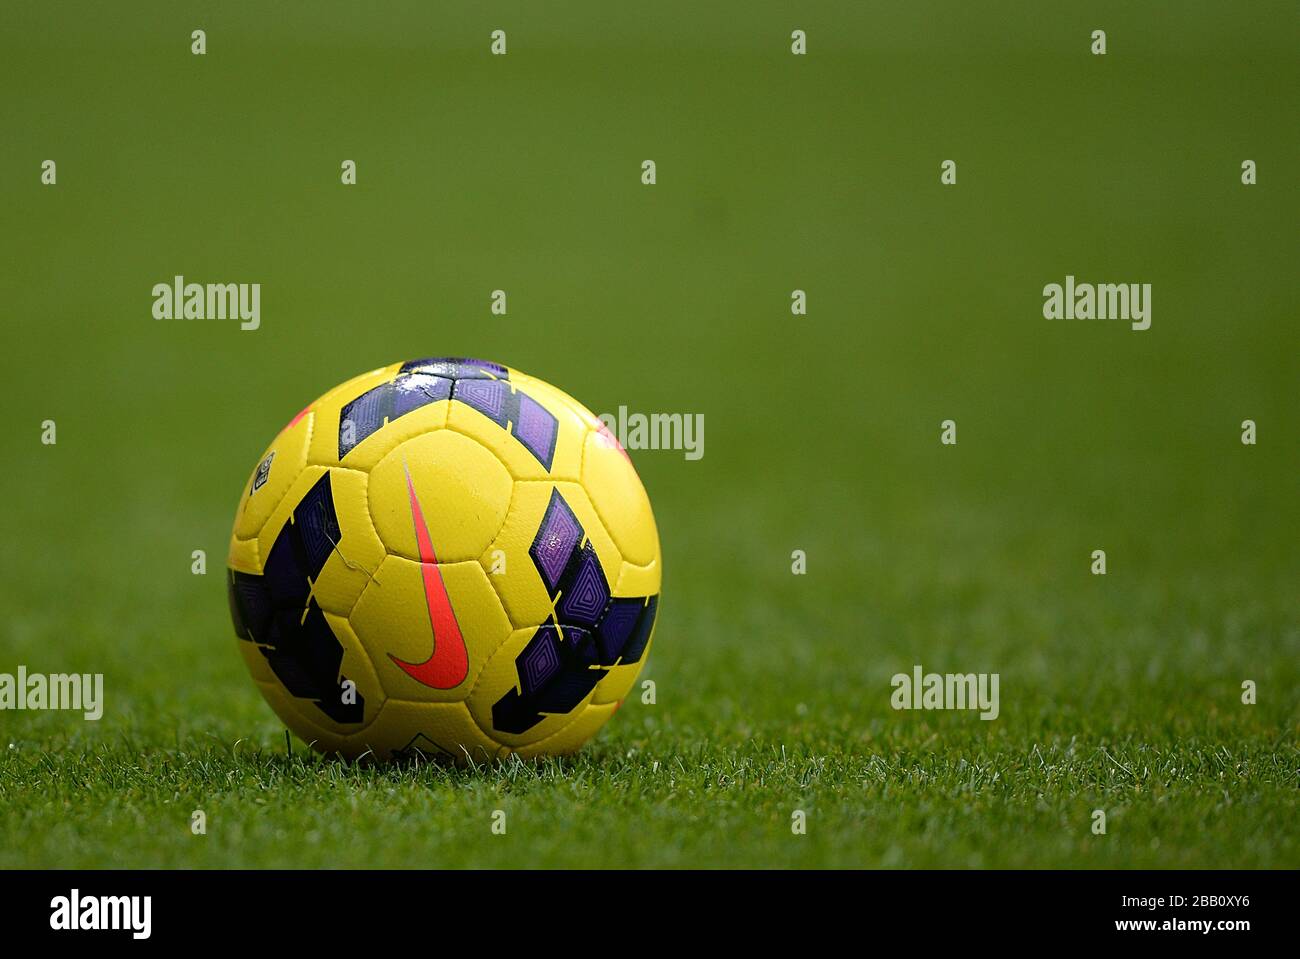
(0, 869), (1285, 944)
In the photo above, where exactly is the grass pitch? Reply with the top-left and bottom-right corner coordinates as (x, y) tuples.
(1, 1), (1296, 868)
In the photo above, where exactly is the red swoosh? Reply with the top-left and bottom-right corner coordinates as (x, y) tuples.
(283, 404), (312, 432)
(595, 422), (633, 463)
(389, 463), (470, 689)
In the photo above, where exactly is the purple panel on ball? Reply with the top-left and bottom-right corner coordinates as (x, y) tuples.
(594, 598), (642, 665)
(620, 594), (658, 664)
(530, 489), (583, 594)
(454, 358), (509, 378)
(392, 373), (451, 417)
(559, 546), (610, 626)
(337, 384), (390, 458)
(454, 377), (509, 426)
(401, 357), (509, 380)
(519, 626), (561, 695)
(561, 625), (599, 667)
(513, 391), (558, 470)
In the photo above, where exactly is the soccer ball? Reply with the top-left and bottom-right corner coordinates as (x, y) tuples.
(226, 358), (661, 761)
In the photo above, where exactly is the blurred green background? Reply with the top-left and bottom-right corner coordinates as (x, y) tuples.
(1, 1), (1295, 868)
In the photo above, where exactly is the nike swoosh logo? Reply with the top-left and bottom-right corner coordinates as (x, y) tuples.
(389, 462), (470, 689)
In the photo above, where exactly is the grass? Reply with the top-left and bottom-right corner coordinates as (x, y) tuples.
(2, 721), (1294, 869)
(1, 0), (1296, 868)
(3, 476), (1295, 868)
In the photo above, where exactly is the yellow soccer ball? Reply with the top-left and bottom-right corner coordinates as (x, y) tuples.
(226, 359), (661, 761)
